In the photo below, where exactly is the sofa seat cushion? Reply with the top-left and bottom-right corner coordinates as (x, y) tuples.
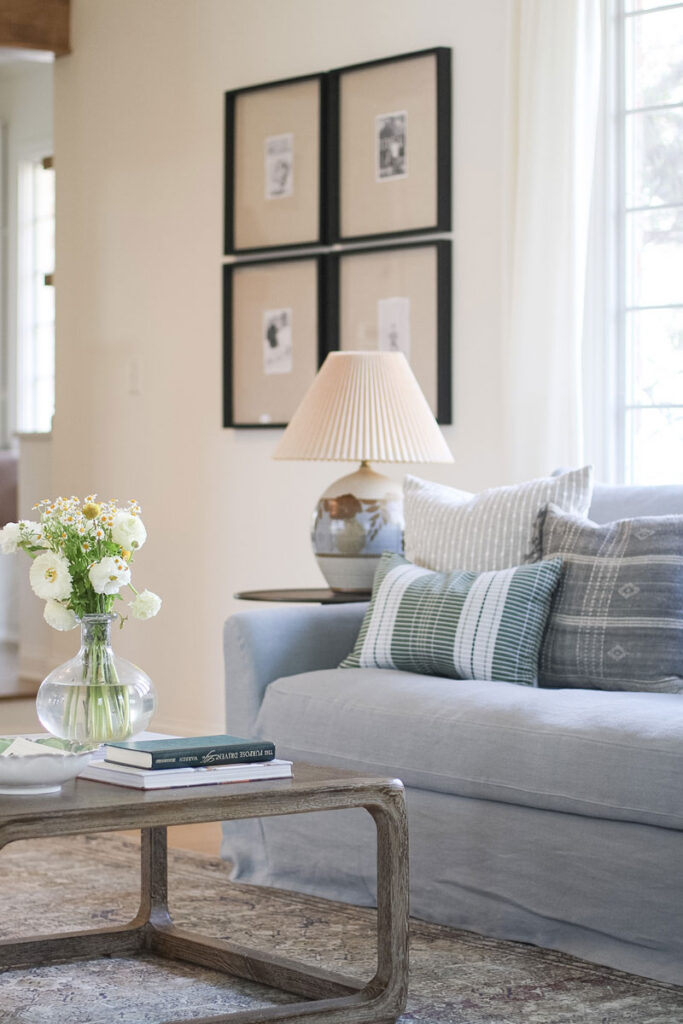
(255, 668), (683, 830)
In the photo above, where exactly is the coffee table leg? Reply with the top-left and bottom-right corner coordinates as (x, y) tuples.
(153, 784), (409, 1024)
(366, 787), (410, 1016)
(140, 826), (172, 931)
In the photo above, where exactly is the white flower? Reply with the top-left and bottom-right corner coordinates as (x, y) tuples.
(129, 589), (162, 620)
(29, 551), (73, 601)
(2, 520), (48, 554)
(111, 512), (147, 551)
(88, 556), (131, 595)
(43, 599), (78, 631)
(0, 522), (21, 554)
(20, 520), (47, 547)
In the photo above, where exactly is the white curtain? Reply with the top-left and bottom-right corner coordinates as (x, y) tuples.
(504, 0), (602, 481)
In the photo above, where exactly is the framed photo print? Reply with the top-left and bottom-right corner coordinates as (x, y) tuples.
(327, 241), (451, 423)
(225, 74), (325, 254)
(223, 256), (324, 427)
(329, 48), (451, 243)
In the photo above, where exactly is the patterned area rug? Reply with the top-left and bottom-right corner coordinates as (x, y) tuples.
(1, 833), (682, 1023)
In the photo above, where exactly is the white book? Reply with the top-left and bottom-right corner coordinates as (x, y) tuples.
(80, 757), (293, 790)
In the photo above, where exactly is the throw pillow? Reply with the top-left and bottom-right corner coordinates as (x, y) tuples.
(340, 551), (563, 687)
(403, 466), (593, 573)
(537, 503), (683, 693)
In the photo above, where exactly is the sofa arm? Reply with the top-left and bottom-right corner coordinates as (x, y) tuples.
(223, 602), (367, 737)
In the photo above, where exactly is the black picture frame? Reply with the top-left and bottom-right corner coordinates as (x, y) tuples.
(223, 254), (328, 428)
(325, 240), (452, 424)
(328, 48), (451, 244)
(224, 72), (327, 255)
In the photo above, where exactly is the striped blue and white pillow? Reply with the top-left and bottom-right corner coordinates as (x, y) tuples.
(341, 552), (563, 687)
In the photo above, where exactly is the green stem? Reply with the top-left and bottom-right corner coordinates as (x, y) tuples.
(62, 619), (130, 743)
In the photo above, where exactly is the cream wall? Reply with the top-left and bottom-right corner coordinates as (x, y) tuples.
(53, 0), (508, 733)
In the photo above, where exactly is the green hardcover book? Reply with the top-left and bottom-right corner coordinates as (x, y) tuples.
(104, 734), (276, 771)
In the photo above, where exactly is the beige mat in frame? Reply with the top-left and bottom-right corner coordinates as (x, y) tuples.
(333, 48), (451, 243)
(230, 76), (322, 253)
(225, 257), (321, 427)
(336, 242), (450, 421)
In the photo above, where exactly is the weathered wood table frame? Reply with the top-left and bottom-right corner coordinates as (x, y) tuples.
(0, 770), (409, 1024)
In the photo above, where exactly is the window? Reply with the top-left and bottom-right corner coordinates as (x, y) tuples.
(17, 155), (55, 433)
(618, 0), (683, 483)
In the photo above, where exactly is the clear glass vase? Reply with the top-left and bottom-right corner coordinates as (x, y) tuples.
(36, 614), (156, 744)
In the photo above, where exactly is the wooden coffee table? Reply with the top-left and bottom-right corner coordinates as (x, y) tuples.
(0, 763), (409, 1024)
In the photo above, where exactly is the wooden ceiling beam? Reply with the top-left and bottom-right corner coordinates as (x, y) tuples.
(0, 0), (70, 57)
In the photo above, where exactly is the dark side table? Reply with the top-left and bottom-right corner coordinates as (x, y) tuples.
(235, 589), (370, 604)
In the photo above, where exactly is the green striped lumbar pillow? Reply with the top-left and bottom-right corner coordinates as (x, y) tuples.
(341, 552), (563, 686)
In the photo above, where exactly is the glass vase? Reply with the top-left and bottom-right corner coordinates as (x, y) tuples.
(36, 614), (156, 744)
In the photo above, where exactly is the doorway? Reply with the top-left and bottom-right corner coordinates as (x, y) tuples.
(0, 55), (54, 700)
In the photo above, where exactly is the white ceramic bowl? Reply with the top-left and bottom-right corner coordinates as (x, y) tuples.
(0, 736), (95, 795)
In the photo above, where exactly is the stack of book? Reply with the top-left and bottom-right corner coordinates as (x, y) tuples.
(80, 734), (292, 789)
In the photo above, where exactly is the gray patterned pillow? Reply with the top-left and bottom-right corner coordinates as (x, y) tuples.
(537, 504), (683, 693)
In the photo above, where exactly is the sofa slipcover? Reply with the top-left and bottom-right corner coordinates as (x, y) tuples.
(222, 482), (683, 984)
(255, 668), (683, 830)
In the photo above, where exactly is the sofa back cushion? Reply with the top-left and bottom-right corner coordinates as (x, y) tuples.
(589, 483), (683, 524)
(538, 503), (683, 693)
(404, 466), (593, 573)
(341, 551), (562, 687)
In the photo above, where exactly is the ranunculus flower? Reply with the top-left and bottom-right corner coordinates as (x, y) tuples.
(30, 551), (73, 601)
(129, 589), (162, 620)
(111, 512), (147, 551)
(0, 522), (20, 554)
(88, 556), (131, 595)
(43, 599), (78, 631)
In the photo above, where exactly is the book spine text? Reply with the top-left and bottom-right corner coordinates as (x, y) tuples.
(148, 745), (275, 770)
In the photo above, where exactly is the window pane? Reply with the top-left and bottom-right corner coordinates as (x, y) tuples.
(17, 157), (55, 434)
(35, 323), (55, 372)
(626, 308), (683, 405)
(625, 0), (682, 11)
(34, 217), (54, 274)
(625, 108), (683, 207)
(625, 407), (683, 484)
(626, 207), (683, 306)
(33, 377), (54, 433)
(36, 280), (55, 324)
(625, 7), (683, 109)
(34, 165), (54, 219)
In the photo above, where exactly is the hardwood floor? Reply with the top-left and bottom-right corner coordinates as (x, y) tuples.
(0, 695), (41, 733)
(121, 821), (224, 855)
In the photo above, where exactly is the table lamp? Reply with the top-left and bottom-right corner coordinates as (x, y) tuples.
(273, 351), (454, 592)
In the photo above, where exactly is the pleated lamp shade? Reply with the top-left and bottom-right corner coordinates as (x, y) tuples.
(273, 351), (453, 463)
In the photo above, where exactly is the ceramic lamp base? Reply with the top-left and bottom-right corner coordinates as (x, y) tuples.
(314, 554), (383, 593)
(311, 462), (403, 592)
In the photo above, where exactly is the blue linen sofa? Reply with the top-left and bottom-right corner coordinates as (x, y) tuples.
(222, 483), (683, 985)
